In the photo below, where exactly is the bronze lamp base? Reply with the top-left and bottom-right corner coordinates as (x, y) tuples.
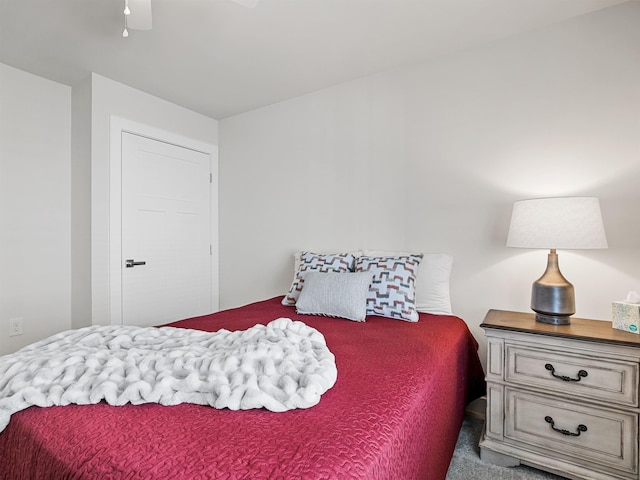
(531, 249), (575, 325)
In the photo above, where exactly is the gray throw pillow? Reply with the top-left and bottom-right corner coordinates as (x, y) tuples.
(296, 272), (373, 322)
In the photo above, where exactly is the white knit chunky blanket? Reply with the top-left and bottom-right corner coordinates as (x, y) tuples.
(0, 318), (337, 433)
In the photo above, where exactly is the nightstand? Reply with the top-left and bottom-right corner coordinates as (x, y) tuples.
(480, 309), (640, 480)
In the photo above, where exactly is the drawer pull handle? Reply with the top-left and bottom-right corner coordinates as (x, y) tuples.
(544, 416), (587, 437)
(545, 363), (588, 382)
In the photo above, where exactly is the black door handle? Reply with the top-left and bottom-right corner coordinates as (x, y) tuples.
(125, 259), (147, 268)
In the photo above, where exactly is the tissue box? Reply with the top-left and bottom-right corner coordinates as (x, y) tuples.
(612, 301), (640, 333)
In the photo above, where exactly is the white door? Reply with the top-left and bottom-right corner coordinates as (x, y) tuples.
(121, 132), (213, 327)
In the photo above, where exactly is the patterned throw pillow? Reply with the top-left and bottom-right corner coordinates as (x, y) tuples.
(355, 255), (423, 322)
(282, 252), (356, 306)
(363, 250), (453, 314)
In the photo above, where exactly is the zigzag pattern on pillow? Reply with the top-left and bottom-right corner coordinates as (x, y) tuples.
(356, 255), (423, 322)
(282, 252), (355, 306)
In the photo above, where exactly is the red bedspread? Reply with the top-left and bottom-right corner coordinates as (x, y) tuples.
(0, 297), (484, 480)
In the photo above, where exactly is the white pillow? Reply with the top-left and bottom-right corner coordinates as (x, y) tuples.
(296, 272), (373, 322)
(362, 250), (453, 315)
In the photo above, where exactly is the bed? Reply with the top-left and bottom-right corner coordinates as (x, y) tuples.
(0, 295), (484, 480)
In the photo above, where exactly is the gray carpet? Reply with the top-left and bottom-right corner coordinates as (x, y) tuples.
(446, 416), (567, 480)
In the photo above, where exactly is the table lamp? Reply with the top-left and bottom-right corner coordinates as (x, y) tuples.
(506, 197), (607, 325)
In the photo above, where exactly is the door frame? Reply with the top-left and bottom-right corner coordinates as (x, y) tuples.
(106, 116), (219, 325)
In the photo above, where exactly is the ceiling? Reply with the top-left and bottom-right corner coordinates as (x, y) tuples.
(0, 0), (627, 119)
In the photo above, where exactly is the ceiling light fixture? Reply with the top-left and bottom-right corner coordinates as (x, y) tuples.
(122, 0), (130, 37)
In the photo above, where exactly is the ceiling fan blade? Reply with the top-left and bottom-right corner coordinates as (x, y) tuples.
(231, 0), (259, 8)
(128, 0), (153, 30)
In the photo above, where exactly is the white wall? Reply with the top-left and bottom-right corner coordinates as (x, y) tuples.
(0, 69), (219, 354)
(89, 74), (219, 326)
(219, 3), (640, 362)
(71, 76), (92, 330)
(0, 63), (72, 355)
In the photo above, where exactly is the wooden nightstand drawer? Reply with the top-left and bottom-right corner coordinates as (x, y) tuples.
(506, 388), (638, 476)
(481, 310), (640, 479)
(506, 343), (639, 407)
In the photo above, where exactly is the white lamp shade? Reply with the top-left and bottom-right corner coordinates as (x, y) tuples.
(507, 197), (608, 250)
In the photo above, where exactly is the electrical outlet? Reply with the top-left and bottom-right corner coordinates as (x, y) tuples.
(9, 318), (23, 336)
